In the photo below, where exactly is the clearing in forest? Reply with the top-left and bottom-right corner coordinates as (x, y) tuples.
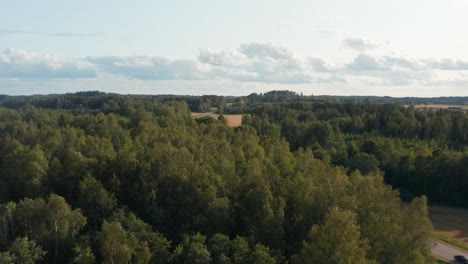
(191, 112), (243, 127)
(412, 104), (468, 110)
(430, 205), (468, 244)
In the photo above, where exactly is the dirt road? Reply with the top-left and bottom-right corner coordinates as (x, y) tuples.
(432, 240), (468, 263)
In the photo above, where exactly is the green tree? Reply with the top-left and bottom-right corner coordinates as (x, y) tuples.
(78, 175), (116, 229)
(109, 209), (172, 264)
(173, 233), (211, 264)
(0, 202), (16, 248)
(395, 196), (433, 263)
(248, 244), (276, 264)
(230, 236), (250, 264)
(207, 233), (231, 264)
(3, 194), (86, 262)
(294, 207), (370, 264)
(99, 222), (133, 264)
(1, 143), (48, 199)
(348, 152), (380, 175)
(71, 245), (96, 264)
(45, 194), (87, 262)
(0, 252), (14, 264)
(3, 237), (46, 264)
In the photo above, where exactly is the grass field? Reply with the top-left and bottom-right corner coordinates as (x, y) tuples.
(191, 113), (243, 127)
(412, 104), (468, 110)
(430, 205), (468, 249)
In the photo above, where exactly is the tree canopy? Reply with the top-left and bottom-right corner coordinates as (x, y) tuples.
(0, 91), (456, 263)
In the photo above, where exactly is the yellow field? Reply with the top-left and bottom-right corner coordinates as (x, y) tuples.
(191, 113), (243, 127)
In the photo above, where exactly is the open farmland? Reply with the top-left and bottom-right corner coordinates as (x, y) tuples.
(430, 205), (468, 244)
(412, 104), (468, 110)
(191, 112), (243, 127)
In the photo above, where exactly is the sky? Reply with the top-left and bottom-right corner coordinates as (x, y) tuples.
(1, 0), (468, 97)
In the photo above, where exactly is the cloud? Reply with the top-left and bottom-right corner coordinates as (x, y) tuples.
(307, 58), (339, 73)
(88, 43), (333, 84)
(345, 53), (433, 85)
(344, 37), (381, 51)
(88, 43), (315, 84)
(423, 79), (468, 87)
(421, 72), (468, 87)
(7, 42), (468, 91)
(382, 55), (425, 70)
(347, 53), (468, 72)
(199, 49), (249, 67)
(87, 55), (210, 80)
(92, 42), (459, 86)
(347, 53), (432, 72)
(240, 42), (298, 62)
(314, 75), (347, 84)
(48, 32), (106, 37)
(0, 48), (96, 78)
(344, 52), (468, 86)
(3, 43), (468, 96)
(427, 59), (468, 70)
(347, 54), (388, 71)
(199, 42), (313, 84)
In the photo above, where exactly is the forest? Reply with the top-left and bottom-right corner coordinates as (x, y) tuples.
(0, 91), (465, 263)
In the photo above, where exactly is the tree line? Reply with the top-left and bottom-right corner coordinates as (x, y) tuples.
(243, 99), (468, 206)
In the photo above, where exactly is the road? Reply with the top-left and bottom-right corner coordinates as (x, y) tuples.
(432, 239), (468, 263)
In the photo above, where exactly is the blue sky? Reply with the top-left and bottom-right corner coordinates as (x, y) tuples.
(2, 0), (468, 96)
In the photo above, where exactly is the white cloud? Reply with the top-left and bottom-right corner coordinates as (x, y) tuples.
(345, 53), (434, 85)
(344, 37), (381, 51)
(426, 58), (468, 70)
(239, 42), (297, 62)
(423, 78), (468, 87)
(0, 48), (96, 78)
(347, 53), (441, 72)
(88, 42), (318, 84)
(347, 54), (388, 71)
(199, 49), (249, 67)
(307, 58), (339, 73)
(382, 55), (425, 70)
(347, 53), (468, 72)
(344, 53), (468, 86)
(4, 43), (468, 95)
(88, 43), (346, 84)
(87, 55), (210, 80)
(199, 42), (313, 84)
(85, 43), (468, 87)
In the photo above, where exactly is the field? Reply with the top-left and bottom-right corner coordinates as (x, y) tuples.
(191, 112), (243, 127)
(412, 104), (468, 110)
(430, 205), (468, 245)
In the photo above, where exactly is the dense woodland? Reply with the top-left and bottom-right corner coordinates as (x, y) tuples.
(0, 91), (466, 263)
